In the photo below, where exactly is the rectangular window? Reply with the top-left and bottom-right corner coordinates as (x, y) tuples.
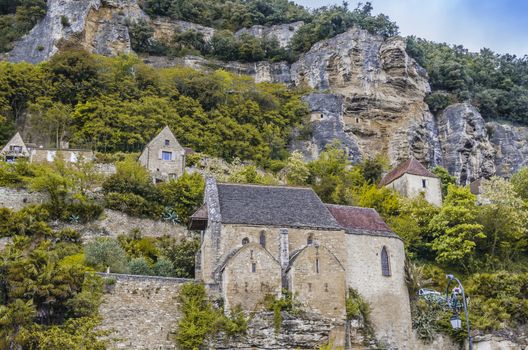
(164, 139), (170, 146)
(422, 179), (427, 188)
(251, 263), (256, 273)
(162, 151), (172, 161)
(316, 258), (320, 273)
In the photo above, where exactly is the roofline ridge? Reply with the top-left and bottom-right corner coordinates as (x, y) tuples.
(217, 182), (313, 190)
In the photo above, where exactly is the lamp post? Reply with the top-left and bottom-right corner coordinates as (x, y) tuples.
(445, 274), (472, 350)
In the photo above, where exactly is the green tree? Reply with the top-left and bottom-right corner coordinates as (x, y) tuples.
(428, 185), (485, 269)
(285, 151), (310, 185)
(511, 167), (528, 201)
(84, 237), (128, 273)
(431, 165), (456, 197)
(477, 177), (528, 265)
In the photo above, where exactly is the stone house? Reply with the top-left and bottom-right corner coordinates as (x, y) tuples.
(139, 126), (187, 183)
(0, 132), (30, 163)
(379, 158), (443, 206)
(1, 132), (94, 164)
(190, 178), (412, 347)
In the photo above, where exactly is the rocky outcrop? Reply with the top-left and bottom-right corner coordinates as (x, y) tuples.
(437, 103), (496, 185)
(289, 28), (440, 168)
(487, 122), (528, 177)
(235, 21), (304, 48)
(208, 312), (366, 350)
(8, 0), (146, 63)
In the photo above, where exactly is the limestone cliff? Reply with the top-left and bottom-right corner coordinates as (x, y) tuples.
(6, 1), (528, 182)
(8, 0), (146, 63)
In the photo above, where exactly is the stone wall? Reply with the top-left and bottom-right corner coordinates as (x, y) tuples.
(98, 273), (192, 350)
(0, 187), (47, 210)
(221, 243), (282, 312)
(287, 245), (346, 320)
(345, 233), (413, 349)
(61, 209), (189, 240)
(386, 173), (442, 206)
(208, 312), (349, 350)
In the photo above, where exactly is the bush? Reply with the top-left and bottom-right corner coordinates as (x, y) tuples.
(129, 257), (152, 275)
(84, 237), (128, 273)
(105, 192), (164, 218)
(157, 237), (200, 278)
(175, 283), (247, 350)
(153, 257), (175, 277)
(60, 15), (70, 27)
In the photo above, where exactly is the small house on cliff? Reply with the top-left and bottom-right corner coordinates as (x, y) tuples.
(380, 158), (443, 206)
(1, 132), (94, 164)
(190, 179), (413, 348)
(1, 132), (30, 163)
(139, 126), (188, 183)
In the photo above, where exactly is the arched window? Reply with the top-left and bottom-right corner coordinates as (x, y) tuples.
(307, 233), (314, 245)
(242, 237), (249, 245)
(381, 247), (391, 276)
(259, 231), (266, 248)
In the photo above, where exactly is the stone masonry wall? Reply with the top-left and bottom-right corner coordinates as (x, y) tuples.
(57, 209), (189, 240)
(0, 187), (48, 210)
(221, 243), (282, 312)
(98, 273), (192, 350)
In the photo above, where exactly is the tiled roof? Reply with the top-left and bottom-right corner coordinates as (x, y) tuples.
(325, 204), (399, 238)
(189, 204), (208, 230)
(216, 183), (342, 230)
(379, 158), (437, 187)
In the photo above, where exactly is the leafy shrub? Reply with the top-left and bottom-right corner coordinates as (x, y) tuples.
(346, 288), (375, 342)
(128, 257), (152, 275)
(105, 191), (163, 218)
(175, 283), (247, 350)
(153, 257), (176, 277)
(157, 237), (200, 278)
(84, 237), (128, 273)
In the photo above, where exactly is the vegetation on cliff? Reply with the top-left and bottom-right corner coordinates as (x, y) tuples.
(0, 0), (47, 52)
(133, 1), (398, 61)
(0, 51), (309, 166)
(406, 37), (528, 125)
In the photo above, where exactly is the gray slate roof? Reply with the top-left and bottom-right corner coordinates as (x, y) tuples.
(217, 183), (342, 230)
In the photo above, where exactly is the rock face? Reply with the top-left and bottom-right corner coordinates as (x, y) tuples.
(6, 3), (528, 181)
(437, 103), (496, 185)
(208, 312), (367, 350)
(235, 21), (304, 48)
(8, 0), (146, 63)
(487, 122), (528, 177)
(290, 29), (441, 168)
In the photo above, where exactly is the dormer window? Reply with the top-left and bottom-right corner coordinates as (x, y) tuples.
(164, 139), (170, 146)
(422, 179), (427, 188)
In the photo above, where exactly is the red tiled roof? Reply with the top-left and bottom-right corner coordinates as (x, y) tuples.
(379, 158), (437, 187)
(325, 204), (393, 233)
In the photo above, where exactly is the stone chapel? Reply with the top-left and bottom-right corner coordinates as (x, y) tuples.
(189, 178), (413, 348)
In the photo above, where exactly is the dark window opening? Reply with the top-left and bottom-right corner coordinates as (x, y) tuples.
(308, 283), (312, 292)
(164, 139), (170, 146)
(244, 282), (248, 292)
(324, 283), (328, 292)
(355, 117), (359, 123)
(316, 258), (320, 273)
(259, 231), (266, 248)
(381, 247), (391, 276)
(307, 233), (313, 245)
(251, 262), (256, 273)
(242, 237), (249, 245)
(250, 249), (253, 259)
(422, 179), (427, 188)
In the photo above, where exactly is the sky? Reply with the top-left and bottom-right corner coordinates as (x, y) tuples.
(293, 0), (528, 57)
